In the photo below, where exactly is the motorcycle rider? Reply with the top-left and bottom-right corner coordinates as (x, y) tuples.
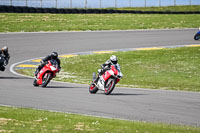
(35, 52), (61, 76)
(95, 55), (118, 83)
(0, 46), (10, 71)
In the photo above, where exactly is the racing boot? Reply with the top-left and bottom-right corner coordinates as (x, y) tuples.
(94, 77), (99, 84)
(34, 68), (39, 77)
(94, 69), (104, 83)
(35, 64), (43, 77)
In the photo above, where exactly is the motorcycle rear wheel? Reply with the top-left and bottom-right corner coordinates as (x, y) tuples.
(89, 83), (98, 94)
(104, 78), (116, 95)
(41, 73), (52, 87)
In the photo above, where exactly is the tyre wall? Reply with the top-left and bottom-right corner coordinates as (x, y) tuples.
(0, 6), (200, 14)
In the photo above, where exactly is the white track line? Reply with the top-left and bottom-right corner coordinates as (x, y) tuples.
(0, 28), (198, 35)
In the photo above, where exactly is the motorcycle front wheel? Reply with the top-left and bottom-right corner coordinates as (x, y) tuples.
(89, 82), (98, 94)
(33, 79), (39, 87)
(104, 78), (116, 95)
(194, 34), (200, 40)
(41, 73), (52, 87)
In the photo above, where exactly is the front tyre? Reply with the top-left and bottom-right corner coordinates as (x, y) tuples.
(41, 73), (52, 87)
(33, 79), (39, 87)
(194, 34), (200, 40)
(89, 83), (98, 94)
(104, 78), (116, 95)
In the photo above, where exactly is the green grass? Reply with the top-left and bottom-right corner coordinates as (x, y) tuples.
(0, 13), (200, 32)
(116, 5), (200, 11)
(0, 106), (199, 133)
(17, 46), (200, 92)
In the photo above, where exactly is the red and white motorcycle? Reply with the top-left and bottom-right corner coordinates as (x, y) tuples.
(33, 59), (59, 87)
(89, 64), (123, 95)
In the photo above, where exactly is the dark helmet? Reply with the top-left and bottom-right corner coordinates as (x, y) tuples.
(1, 46), (8, 54)
(51, 52), (58, 59)
(110, 55), (118, 64)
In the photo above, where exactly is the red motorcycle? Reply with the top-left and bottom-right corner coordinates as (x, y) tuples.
(33, 59), (59, 87)
(89, 64), (123, 95)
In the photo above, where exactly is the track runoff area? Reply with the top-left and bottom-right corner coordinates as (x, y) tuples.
(12, 44), (200, 72)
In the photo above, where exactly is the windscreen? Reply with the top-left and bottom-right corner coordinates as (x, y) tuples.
(50, 59), (58, 68)
(114, 64), (121, 72)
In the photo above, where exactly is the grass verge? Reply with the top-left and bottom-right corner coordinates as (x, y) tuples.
(17, 46), (200, 92)
(0, 106), (199, 133)
(0, 13), (200, 32)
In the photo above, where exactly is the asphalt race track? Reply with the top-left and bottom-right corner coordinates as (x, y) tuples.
(0, 29), (200, 126)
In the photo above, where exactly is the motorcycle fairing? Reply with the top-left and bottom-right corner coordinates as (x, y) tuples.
(97, 76), (105, 90)
(102, 65), (119, 81)
(37, 65), (51, 85)
(102, 70), (112, 81)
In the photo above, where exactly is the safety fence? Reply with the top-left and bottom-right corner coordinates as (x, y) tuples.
(1, 5), (200, 14)
(0, 0), (200, 9)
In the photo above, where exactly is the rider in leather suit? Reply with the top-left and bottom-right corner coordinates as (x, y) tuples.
(35, 52), (61, 76)
(0, 46), (10, 71)
(95, 55), (118, 83)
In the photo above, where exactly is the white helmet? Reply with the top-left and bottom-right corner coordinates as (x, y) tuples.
(110, 55), (118, 64)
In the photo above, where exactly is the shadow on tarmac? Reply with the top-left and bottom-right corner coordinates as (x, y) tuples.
(95, 92), (147, 96)
(110, 93), (147, 96)
(45, 86), (84, 89)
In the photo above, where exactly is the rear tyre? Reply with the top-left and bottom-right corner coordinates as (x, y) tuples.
(194, 34), (200, 40)
(104, 78), (116, 95)
(41, 73), (52, 87)
(89, 83), (98, 94)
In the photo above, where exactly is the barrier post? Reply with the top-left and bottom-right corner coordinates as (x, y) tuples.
(40, 0), (42, 7)
(85, 0), (87, 8)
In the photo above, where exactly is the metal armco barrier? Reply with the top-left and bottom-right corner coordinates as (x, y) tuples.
(0, 0), (199, 8)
